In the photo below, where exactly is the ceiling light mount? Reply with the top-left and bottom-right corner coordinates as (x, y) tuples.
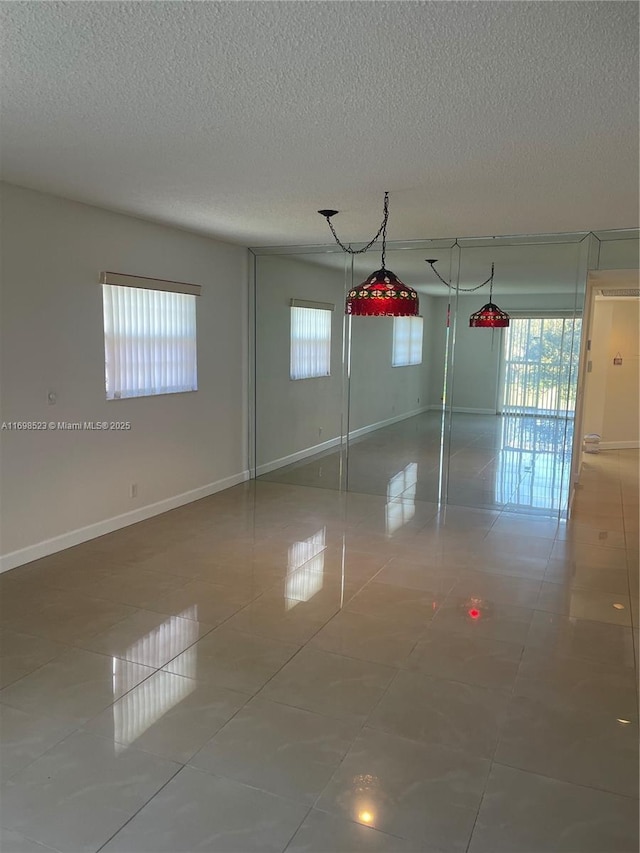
(318, 192), (419, 317)
(426, 258), (510, 328)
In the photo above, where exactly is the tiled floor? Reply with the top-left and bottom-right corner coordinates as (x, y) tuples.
(260, 412), (574, 515)
(0, 450), (638, 852)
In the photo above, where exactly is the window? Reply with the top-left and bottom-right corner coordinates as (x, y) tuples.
(392, 316), (423, 366)
(101, 272), (200, 400)
(501, 316), (582, 415)
(290, 300), (333, 380)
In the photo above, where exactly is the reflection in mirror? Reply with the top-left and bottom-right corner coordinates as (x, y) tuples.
(344, 246), (451, 503)
(385, 462), (418, 535)
(255, 252), (348, 491)
(494, 416), (573, 514)
(442, 239), (586, 516)
(111, 607), (198, 752)
(253, 234), (594, 518)
(285, 528), (326, 610)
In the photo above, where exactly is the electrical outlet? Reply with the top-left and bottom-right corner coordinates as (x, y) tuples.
(129, 483), (138, 498)
(47, 391), (57, 405)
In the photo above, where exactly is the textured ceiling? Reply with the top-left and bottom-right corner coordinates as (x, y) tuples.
(1, 1), (638, 246)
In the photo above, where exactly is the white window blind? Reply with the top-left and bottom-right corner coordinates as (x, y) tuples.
(102, 283), (198, 399)
(392, 316), (423, 367)
(290, 305), (332, 380)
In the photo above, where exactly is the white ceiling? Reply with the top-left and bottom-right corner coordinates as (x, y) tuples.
(1, 1), (638, 247)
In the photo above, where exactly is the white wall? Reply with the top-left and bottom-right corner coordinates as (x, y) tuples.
(0, 183), (249, 569)
(583, 299), (640, 448)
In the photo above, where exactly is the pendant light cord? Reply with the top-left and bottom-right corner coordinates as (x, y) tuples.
(321, 192), (390, 260)
(426, 256), (495, 293)
(381, 192), (388, 270)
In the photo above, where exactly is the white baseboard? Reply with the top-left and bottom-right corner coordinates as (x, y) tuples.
(349, 406), (431, 440)
(598, 441), (640, 450)
(449, 407), (497, 415)
(0, 470), (251, 574)
(255, 437), (343, 476)
(257, 407), (432, 477)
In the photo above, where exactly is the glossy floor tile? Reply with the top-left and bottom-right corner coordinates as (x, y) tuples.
(0, 829), (59, 853)
(189, 697), (359, 804)
(316, 727), (490, 849)
(367, 669), (510, 758)
(84, 671), (250, 763)
(162, 624), (299, 694)
(0, 446), (637, 852)
(0, 648), (155, 723)
(100, 766), (308, 853)
(284, 809), (422, 853)
(0, 629), (69, 689)
(0, 705), (78, 778)
(468, 763), (639, 853)
(1, 731), (180, 852)
(259, 645), (396, 721)
(260, 412), (575, 515)
(495, 693), (639, 797)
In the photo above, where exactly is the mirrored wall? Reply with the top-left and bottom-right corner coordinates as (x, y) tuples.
(250, 230), (637, 518)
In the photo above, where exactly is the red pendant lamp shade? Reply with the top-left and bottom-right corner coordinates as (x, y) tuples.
(319, 193), (419, 318)
(469, 301), (510, 327)
(469, 262), (509, 327)
(346, 268), (419, 317)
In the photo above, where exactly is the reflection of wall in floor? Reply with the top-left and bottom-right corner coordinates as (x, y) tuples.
(583, 298), (640, 449)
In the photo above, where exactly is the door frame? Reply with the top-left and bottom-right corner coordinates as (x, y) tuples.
(571, 269), (639, 491)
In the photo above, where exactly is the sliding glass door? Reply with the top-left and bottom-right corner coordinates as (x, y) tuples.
(491, 316), (583, 514)
(500, 317), (582, 416)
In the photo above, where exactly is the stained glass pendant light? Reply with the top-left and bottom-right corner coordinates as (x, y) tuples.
(318, 192), (419, 317)
(468, 264), (510, 328)
(425, 259), (510, 328)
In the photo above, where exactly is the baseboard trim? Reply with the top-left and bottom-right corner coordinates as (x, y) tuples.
(449, 407), (497, 415)
(255, 437), (343, 476)
(0, 470), (251, 574)
(598, 441), (640, 450)
(349, 406), (431, 440)
(256, 406), (433, 476)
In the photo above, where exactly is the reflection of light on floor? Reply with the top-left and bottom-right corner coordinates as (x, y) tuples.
(495, 416), (573, 513)
(352, 773), (380, 828)
(111, 606), (198, 751)
(386, 462), (417, 535)
(286, 529), (326, 610)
